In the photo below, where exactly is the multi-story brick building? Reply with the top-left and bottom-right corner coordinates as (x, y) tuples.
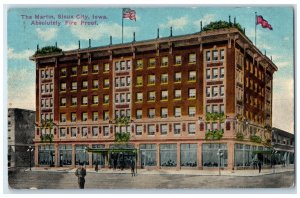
(30, 26), (277, 170)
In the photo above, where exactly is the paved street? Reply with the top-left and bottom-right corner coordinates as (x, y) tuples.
(7, 166), (295, 191)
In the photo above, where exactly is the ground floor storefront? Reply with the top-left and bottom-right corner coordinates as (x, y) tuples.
(34, 141), (294, 170)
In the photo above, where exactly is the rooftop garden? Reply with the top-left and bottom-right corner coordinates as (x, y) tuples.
(34, 46), (62, 56)
(202, 20), (244, 33)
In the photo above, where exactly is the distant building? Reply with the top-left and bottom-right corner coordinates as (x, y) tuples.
(30, 26), (277, 170)
(8, 108), (35, 168)
(272, 128), (294, 166)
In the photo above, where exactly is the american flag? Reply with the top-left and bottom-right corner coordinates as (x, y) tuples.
(123, 8), (136, 21)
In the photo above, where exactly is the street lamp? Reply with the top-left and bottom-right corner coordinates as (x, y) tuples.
(272, 149), (277, 174)
(217, 149), (224, 176)
(27, 146), (34, 171)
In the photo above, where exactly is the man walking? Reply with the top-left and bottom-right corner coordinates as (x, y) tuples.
(131, 159), (135, 177)
(258, 161), (262, 173)
(75, 164), (87, 189)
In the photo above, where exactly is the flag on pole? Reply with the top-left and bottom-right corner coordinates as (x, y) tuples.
(256, 15), (273, 30)
(123, 8), (136, 21)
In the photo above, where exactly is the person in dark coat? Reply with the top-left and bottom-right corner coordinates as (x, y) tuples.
(258, 161), (262, 173)
(95, 161), (99, 172)
(75, 164), (87, 189)
(131, 159), (135, 177)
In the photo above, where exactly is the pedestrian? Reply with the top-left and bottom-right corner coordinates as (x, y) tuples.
(95, 161), (98, 172)
(75, 163), (87, 189)
(258, 161), (262, 173)
(131, 159), (135, 177)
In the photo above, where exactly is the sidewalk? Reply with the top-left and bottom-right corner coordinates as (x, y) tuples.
(25, 165), (294, 177)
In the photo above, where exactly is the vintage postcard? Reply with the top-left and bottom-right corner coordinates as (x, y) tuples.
(5, 5), (295, 192)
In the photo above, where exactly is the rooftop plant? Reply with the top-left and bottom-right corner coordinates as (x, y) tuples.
(203, 20), (244, 33)
(34, 46), (62, 56)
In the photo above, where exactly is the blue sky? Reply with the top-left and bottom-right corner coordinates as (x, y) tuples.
(6, 6), (294, 133)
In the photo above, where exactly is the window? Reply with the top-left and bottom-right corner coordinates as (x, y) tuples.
(160, 124), (168, 135)
(206, 51), (211, 61)
(71, 113), (77, 122)
(115, 78), (120, 87)
(120, 77), (126, 87)
(60, 128), (66, 137)
(161, 90), (168, 100)
(46, 84), (50, 92)
(220, 49), (225, 60)
(161, 74), (168, 84)
(71, 127), (77, 137)
(60, 113), (66, 122)
(220, 68), (225, 79)
(120, 61), (126, 70)
(148, 109), (155, 118)
(161, 108), (168, 118)
(206, 69), (211, 79)
(212, 123), (218, 130)
(82, 96), (88, 105)
(103, 95), (109, 104)
(174, 107), (181, 117)
(71, 67), (77, 75)
(82, 113), (88, 122)
(103, 111), (109, 121)
(82, 81), (88, 89)
(174, 72), (181, 82)
(220, 85), (225, 96)
(126, 109), (131, 117)
(206, 105), (211, 113)
(104, 63), (110, 72)
(41, 84), (45, 93)
(136, 109), (142, 119)
(92, 64), (99, 73)
(92, 80), (99, 89)
(82, 65), (88, 74)
(92, 95), (99, 104)
(188, 123), (196, 134)
(220, 104), (224, 114)
(148, 91), (155, 101)
(126, 93), (131, 102)
(92, 127), (99, 136)
(126, 77), (131, 86)
(115, 62), (120, 71)
(50, 69), (54, 77)
(188, 88), (196, 99)
(136, 76), (143, 86)
(41, 70), (45, 78)
(212, 86), (218, 97)
(212, 68), (218, 79)
(148, 75), (155, 85)
(148, 124), (155, 135)
(149, 58), (156, 68)
(175, 56), (182, 65)
(188, 71), (196, 81)
(136, 92), (143, 102)
(71, 82), (77, 90)
(212, 105), (218, 113)
(60, 68), (67, 77)
(137, 59), (143, 69)
(161, 57), (168, 66)
(120, 93), (126, 103)
(45, 70), (49, 78)
(174, 123), (181, 134)
(72, 97), (77, 106)
(104, 79), (109, 88)
(127, 60), (131, 70)
(188, 106), (196, 117)
(82, 127), (88, 137)
(50, 84), (54, 92)
(136, 125), (142, 135)
(60, 98), (66, 106)
(174, 89), (181, 99)
(212, 50), (218, 61)
(50, 98), (53, 107)
(103, 126), (109, 136)
(189, 53), (196, 63)
(60, 82), (66, 91)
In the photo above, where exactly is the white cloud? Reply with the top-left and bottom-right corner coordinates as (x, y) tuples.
(193, 14), (216, 27)
(59, 44), (78, 51)
(274, 61), (291, 69)
(69, 21), (138, 40)
(36, 28), (58, 41)
(8, 48), (35, 60)
(273, 76), (294, 133)
(159, 16), (188, 30)
(283, 37), (290, 41)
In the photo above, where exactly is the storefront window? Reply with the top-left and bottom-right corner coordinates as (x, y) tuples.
(92, 144), (105, 166)
(180, 144), (197, 167)
(38, 144), (55, 166)
(59, 144), (72, 165)
(202, 143), (228, 167)
(75, 145), (89, 165)
(160, 144), (177, 167)
(140, 144), (157, 167)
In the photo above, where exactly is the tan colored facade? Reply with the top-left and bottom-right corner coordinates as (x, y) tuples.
(31, 27), (277, 170)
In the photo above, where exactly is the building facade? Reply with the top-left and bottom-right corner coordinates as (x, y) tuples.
(272, 128), (294, 166)
(30, 27), (277, 170)
(8, 108), (35, 169)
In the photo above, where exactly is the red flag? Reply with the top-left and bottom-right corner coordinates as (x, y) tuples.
(256, 15), (273, 30)
(123, 8), (136, 21)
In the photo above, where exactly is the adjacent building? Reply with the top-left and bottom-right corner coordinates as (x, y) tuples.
(30, 26), (277, 170)
(272, 127), (294, 166)
(8, 108), (35, 169)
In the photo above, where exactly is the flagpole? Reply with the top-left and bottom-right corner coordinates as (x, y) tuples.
(122, 9), (124, 44)
(255, 12), (257, 46)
